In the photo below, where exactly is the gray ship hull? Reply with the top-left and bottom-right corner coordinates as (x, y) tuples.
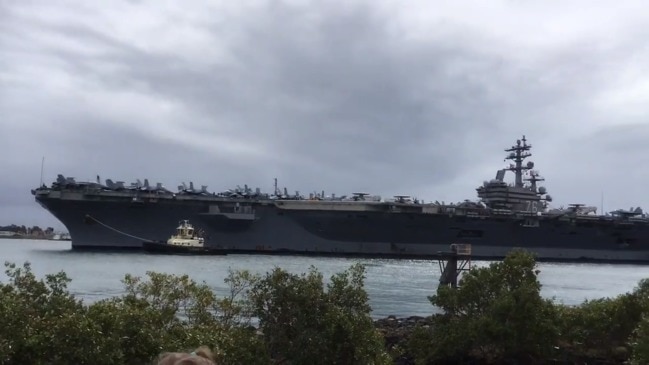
(35, 192), (649, 263)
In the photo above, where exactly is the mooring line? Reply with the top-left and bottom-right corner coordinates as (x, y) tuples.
(85, 214), (155, 242)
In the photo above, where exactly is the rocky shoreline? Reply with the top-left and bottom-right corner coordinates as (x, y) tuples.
(374, 315), (432, 365)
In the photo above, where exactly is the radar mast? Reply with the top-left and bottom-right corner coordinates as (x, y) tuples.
(504, 135), (532, 188)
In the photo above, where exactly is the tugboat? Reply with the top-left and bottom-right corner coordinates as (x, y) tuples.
(142, 220), (226, 255)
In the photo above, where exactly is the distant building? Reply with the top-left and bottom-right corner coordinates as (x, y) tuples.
(0, 231), (18, 237)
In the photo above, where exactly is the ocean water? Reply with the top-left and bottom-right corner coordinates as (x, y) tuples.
(2, 239), (649, 318)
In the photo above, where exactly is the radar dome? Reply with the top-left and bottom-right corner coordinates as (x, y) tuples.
(538, 186), (547, 194)
(545, 195), (553, 202)
(527, 161), (534, 168)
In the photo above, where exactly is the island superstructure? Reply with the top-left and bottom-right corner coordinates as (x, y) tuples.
(32, 136), (649, 262)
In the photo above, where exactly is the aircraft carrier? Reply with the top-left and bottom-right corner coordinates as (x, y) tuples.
(32, 136), (649, 263)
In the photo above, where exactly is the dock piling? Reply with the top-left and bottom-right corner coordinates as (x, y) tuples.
(437, 243), (472, 288)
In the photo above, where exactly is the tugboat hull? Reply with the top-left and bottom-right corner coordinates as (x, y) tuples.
(141, 241), (226, 255)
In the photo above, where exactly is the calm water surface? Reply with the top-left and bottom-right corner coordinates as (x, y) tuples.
(3, 239), (649, 318)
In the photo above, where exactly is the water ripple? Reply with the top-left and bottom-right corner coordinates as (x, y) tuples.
(3, 240), (649, 318)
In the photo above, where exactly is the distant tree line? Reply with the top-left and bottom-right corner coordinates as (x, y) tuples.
(1, 251), (649, 364)
(0, 224), (54, 235)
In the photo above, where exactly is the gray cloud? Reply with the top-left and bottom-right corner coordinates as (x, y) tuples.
(2, 0), (649, 229)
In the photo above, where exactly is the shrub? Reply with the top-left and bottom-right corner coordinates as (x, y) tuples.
(409, 250), (560, 364)
(0, 261), (388, 365)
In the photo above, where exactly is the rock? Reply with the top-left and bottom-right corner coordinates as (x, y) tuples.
(374, 315), (435, 365)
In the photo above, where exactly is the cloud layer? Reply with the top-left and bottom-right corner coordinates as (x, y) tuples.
(2, 0), (649, 228)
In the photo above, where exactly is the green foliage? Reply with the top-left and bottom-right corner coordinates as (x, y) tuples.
(630, 314), (649, 364)
(556, 278), (649, 362)
(0, 262), (111, 365)
(409, 251), (649, 364)
(0, 262), (267, 365)
(0, 261), (387, 365)
(248, 263), (391, 365)
(8, 251), (649, 365)
(557, 297), (635, 360)
(409, 250), (560, 364)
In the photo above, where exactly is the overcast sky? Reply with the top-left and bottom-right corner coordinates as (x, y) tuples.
(2, 0), (649, 230)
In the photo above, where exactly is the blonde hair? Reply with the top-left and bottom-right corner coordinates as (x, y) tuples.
(156, 346), (216, 365)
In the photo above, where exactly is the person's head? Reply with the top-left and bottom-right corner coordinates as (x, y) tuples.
(155, 346), (216, 365)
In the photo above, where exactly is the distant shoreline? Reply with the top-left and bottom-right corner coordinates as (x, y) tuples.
(0, 236), (71, 242)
